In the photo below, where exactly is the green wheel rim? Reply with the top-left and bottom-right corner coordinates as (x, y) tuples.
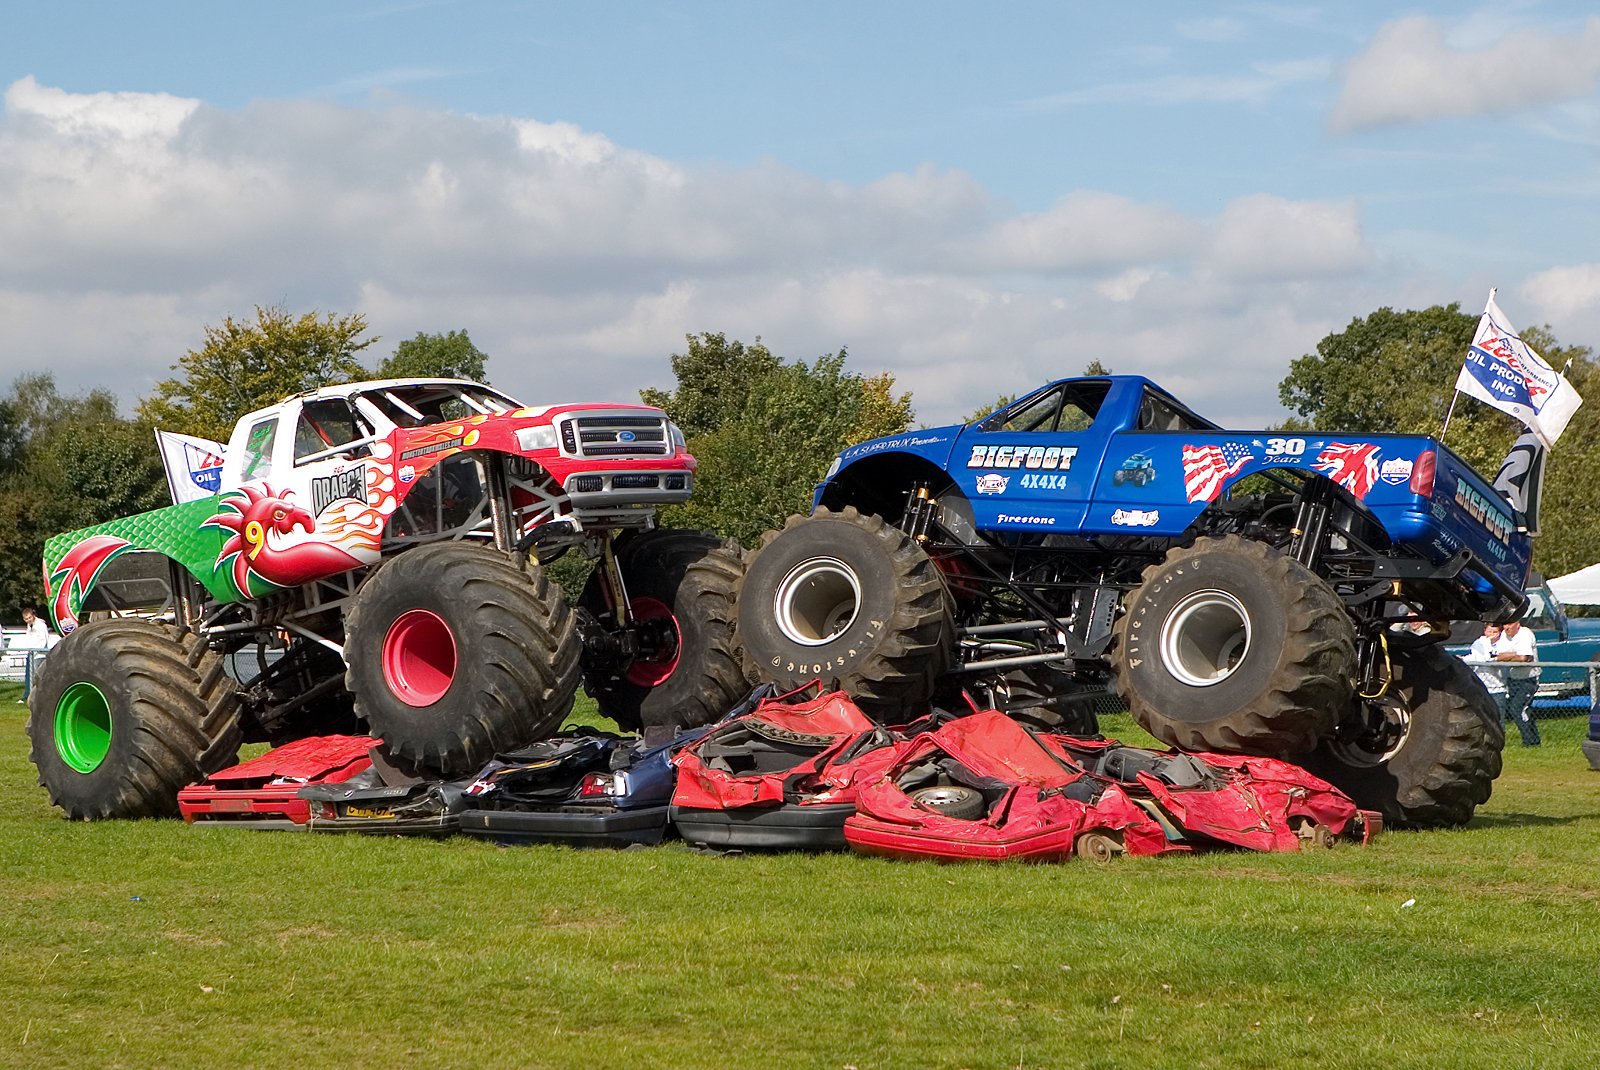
(55, 682), (112, 774)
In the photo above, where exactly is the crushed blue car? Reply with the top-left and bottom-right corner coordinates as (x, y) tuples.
(458, 726), (709, 848)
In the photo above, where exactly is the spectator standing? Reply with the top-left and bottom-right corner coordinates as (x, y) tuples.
(17, 605), (51, 649)
(1467, 623), (1507, 711)
(1493, 619), (1541, 746)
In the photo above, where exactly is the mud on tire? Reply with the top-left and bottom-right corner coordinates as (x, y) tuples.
(345, 541), (581, 777)
(737, 506), (955, 721)
(1112, 535), (1355, 756)
(580, 528), (750, 731)
(1299, 644), (1503, 829)
(27, 618), (242, 820)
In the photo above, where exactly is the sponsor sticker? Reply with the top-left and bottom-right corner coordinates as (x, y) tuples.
(1110, 508), (1160, 527)
(400, 436), (465, 461)
(1379, 457), (1414, 485)
(997, 513), (1056, 525)
(399, 465), (416, 484)
(975, 473), (1009, 495)
(967, 444), (1078, 471)
(311, 466), (368, 516)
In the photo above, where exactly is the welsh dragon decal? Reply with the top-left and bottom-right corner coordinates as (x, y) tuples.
(48, 534), (133, 632)
(203, 484), (369, 597)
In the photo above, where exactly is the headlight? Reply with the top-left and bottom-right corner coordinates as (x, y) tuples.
(668, 422), (686, 451)
(516, 424), (558, 451)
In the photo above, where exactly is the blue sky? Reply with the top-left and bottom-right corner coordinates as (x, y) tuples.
(2, 2), (1598, 426)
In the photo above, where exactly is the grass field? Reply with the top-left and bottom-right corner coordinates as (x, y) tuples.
(4, 684), (1600, 1070)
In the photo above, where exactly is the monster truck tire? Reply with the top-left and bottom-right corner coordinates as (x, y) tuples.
(737, 506), (955, 721)
(27, 618), (242, 820)
(1112, 535), (1354, 756)
(990, 665), (1102, 735)
(580, 529), (750, 731)
(345, 541), (581, 777)
(1299, 644), (1503, 829)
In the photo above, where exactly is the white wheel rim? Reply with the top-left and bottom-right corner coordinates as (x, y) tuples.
(774, 557), (862, 646)
(1159, 589), (1252, 687)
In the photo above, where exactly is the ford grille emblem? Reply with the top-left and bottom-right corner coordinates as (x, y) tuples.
(617, 431), (636, 442)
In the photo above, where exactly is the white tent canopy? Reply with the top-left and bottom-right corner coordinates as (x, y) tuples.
(1549, 563), (1600, 606)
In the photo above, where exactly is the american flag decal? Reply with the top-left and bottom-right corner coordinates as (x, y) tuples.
(1312, 442), (1383, 499)
(1182, 442), (1254, 503)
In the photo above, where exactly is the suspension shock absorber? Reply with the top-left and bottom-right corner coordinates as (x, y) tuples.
(1288, 477), (1335, 570)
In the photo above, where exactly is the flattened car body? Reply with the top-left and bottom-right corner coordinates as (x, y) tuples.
(458, 728), (703, 848)
(844, 711), (1373, 862)
(178, 735), (377, 830)
(670, 688), (900, 849)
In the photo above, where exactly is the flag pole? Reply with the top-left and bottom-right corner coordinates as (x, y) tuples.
(1440, 389), (1460, 443)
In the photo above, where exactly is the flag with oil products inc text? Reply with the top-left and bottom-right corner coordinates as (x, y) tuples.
(1454, 289), (1583, 449)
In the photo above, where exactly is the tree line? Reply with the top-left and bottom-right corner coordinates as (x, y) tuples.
(0, 301), (1593, 623)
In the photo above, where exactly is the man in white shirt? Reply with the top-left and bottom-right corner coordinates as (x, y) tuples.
(15, 605), (51, 650)
(1466, 623), (1507, 704)
(1492, 618), (1540, 747)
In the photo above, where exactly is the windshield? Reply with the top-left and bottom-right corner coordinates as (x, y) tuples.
(354, 383), (520, 428)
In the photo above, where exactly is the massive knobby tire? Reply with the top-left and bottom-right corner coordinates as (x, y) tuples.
(736, 506), (955, 721)
(1112, 535), (1355, 756)
(1299, 644), (1503, 829)
(580, 529), (751, 731)
(26, 618), (242, 820)
(345, 541), (581, 777)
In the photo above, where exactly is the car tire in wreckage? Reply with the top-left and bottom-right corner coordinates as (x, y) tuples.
(1112, 535), (1355, 756)
(345, 541), (581, 777)
(1298, 643), (1503, 828)
(579, 528), (750, 731)
(27, 618), (243, 820)
(737, 506), (955, 721)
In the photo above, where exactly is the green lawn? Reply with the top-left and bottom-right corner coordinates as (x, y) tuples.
(3, 685), (1600, 1070)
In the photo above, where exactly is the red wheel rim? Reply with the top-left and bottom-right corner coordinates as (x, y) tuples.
(382, 609), (458, 707)
(626, 596), (680, 688)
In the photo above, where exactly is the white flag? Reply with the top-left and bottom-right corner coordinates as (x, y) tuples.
(156, 430), (228, 504)
(1453, 289), (1583, 448)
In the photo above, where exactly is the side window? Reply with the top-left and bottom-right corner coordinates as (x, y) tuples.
(295, 400), (368, 464)
(1522, 591), (1556, 631)
(1139, 390), (1202, 432)
(997, 390), (1062, 433)
(240, 418), (278, 482)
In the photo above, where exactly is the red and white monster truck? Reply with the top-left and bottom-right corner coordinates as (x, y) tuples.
(31, 378), (749, 819)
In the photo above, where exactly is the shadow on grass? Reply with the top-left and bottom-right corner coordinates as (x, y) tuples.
(1469, 811), (1600, 829)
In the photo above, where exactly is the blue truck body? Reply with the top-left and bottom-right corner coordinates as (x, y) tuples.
(819, 375), (1530, 618)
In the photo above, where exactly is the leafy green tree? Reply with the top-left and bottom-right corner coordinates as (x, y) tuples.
(0, 376), (168, 615)
(139, 306), (377, 440)
(1278, 305), (1598, 577)
(374, 330), (489, 383)
(642, 334), (914, 548)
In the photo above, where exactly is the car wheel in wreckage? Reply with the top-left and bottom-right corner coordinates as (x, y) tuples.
(579, 528), (751, 732)
(736, 506), (956, 722)
(27, 618), (243, 820)
(345, 541), (581, 777)
(1111, 534), (1355, 756)
(1298, 642), (1503, 829)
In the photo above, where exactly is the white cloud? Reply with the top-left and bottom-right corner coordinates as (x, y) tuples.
(1204, 195), (1370, 280)
(1026, 58), (1328, 108)
(1521, 263), (1600, 318)
(1329, 15), (1600, 132)
(0, 78), (1537, 429)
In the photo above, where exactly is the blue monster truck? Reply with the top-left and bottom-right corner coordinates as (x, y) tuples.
(735, 375), (1531, 828)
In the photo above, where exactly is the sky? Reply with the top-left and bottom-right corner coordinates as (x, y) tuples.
(1, 2), (1598, 429)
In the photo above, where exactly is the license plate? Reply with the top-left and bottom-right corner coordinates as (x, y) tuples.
(343, 806), (394, 819)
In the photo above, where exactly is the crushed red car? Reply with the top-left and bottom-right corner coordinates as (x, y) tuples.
(179, 735), (466, 835)
(670, 686), (901, 849)
(845, 711), (1377, 863)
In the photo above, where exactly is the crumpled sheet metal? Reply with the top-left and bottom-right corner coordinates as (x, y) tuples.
(846, 711), (1367, 863)
(671, 689), (893, 811)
